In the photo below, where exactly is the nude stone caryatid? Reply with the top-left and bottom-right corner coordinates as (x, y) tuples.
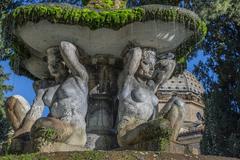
(5, 41), (89, 151)
(117, 45), (185, 147)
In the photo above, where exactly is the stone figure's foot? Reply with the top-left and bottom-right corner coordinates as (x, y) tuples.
(5, 95), (30, 131)
(117, 118), (171, 150)
(9, 136), (32, 154)
(30, 117), (87, 152)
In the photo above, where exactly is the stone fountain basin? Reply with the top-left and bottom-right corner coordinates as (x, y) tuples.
(16, 20), (193, 58)
(5, 4), (206, 79)
(17, 19), (193, 79)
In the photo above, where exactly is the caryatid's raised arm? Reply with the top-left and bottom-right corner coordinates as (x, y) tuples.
(59, 41), (88, 82)
(118, 47), (142, 99)
(121, 47), (142, 76)
(152, 52), (176, 93)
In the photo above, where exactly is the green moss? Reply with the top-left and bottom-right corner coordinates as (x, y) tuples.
(87, 0), (115, 9)
(70, 151), (105, 160)
(83, 0), (178, 8)
(0, 152), (105, 160)
(145, 118), (172, 151)
(10, 4), (144, 30)
(30, 127), (59, 152)
(130, 118), (172, 151)
(41, 128), (58, 142)
(0, 153), (48, 160)
(33, 127), (58, 143)
(158, 137), (169, 151)
(2, 3), (207, 79)
(140, 0), (179, 6)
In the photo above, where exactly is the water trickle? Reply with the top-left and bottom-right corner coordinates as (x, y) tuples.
(153, 14), (158, 50)
(88, 29), (91, 56)
(130, 22), (133, 44)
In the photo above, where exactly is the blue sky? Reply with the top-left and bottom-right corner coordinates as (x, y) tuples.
(0, 60), (50, 116)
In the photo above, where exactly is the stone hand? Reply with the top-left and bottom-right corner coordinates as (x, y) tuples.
(36, 88), (46, 99)
(33, 80), (50, 92)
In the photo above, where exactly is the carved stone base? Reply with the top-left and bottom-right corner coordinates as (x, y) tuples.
(35, 142), (89, 153)
(9, 136), (32, 153)
(115, 138), (170, 151)
(85, 133), (118, 150)
(9, 137), (89, 153)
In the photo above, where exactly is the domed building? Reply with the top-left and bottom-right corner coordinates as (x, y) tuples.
(156, 71), (205, 154)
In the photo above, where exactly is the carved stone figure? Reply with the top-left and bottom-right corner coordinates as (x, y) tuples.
(6, 41), (88, 151)
(117, 46), (185, 147)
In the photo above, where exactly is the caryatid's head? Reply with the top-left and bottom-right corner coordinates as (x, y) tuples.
(46, 47), (68, 79)
(137, 48), (157, 79)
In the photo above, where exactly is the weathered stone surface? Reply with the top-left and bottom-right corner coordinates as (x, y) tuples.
(7, 42), (89, 152)
(8, 136), (32, 154)
(23, 55), (50, 79)
(117, 46), (185, 149)
(1, 1), (209, 155)
(33, 142), (88, 153)
(117, 118), (171, 150)
(17, 20), (193, 59)
(5, 95), (30, 131)
(85, 55), (120, 150)
(30, 117), (74, 151)
(85, 134), (117, 150)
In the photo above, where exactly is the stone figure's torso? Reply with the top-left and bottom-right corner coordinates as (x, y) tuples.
(118, 75), (158, 122)
(42, 76), (88, 123)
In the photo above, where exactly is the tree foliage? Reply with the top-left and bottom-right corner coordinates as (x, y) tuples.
(191, 0), (240, 157)
(192, 0), (240, 25)
(0, 0), (15, 149)
(0, 66), (12, 146)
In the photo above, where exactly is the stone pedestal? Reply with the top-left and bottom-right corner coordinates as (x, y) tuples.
(85, 55), (121, 150)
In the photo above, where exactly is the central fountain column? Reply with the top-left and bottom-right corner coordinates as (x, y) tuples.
(85, 54), (122, 150)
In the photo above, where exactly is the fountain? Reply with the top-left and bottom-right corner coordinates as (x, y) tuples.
(2, 0), (206, 153)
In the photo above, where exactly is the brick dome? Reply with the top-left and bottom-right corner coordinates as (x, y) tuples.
(158, 71), (204, 96)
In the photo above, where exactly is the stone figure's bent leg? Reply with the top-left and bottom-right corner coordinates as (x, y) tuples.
(31, 116), (87, 149)
(117, 117), (171, 147)
(64, 115), (87, 147)
(5, 95), (30, 131)
(117, 116), (144, 146)
(161, 96), (185, 141)
(31, 117), (73, 144)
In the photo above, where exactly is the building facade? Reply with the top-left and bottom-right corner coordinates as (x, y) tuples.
(157, 71), (205, 154)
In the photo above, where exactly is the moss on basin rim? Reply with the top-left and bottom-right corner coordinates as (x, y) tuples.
(2, 3), (207, 80)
